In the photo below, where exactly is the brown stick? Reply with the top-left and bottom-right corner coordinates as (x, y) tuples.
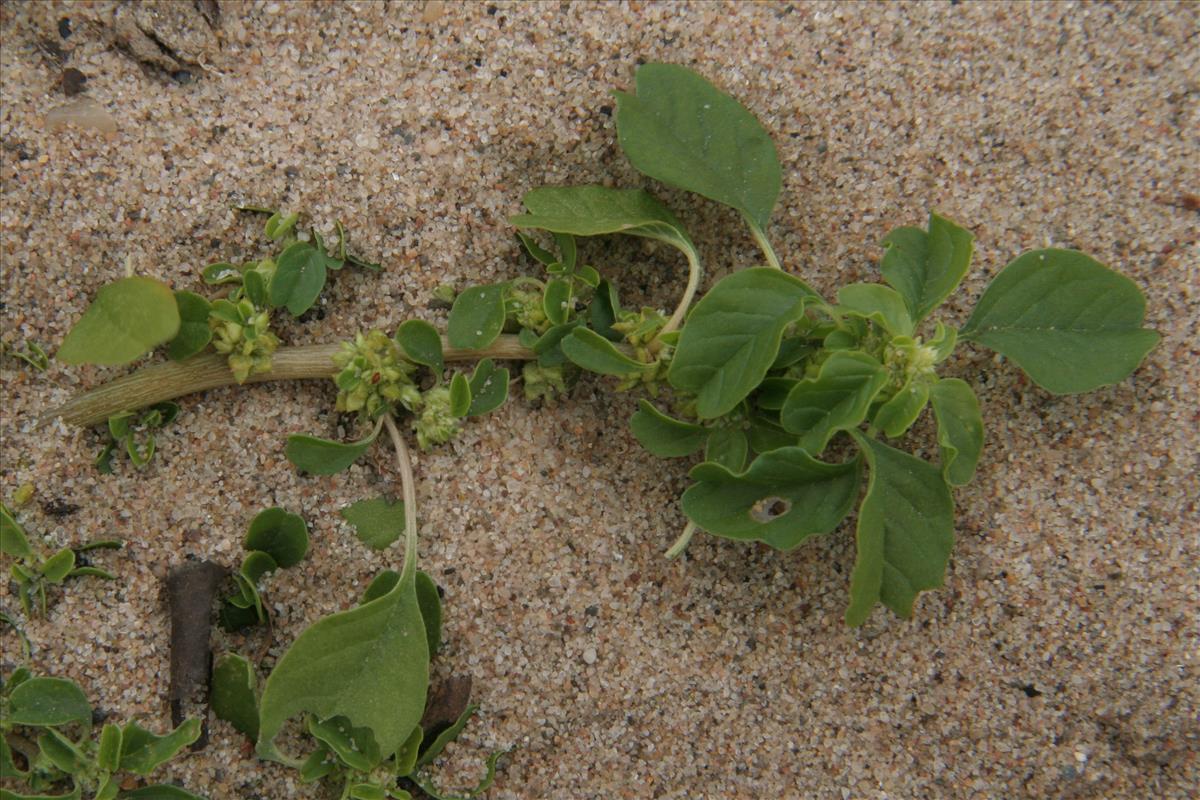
(46, 335), (535, 428)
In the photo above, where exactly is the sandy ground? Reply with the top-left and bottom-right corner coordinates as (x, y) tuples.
(2, 2), (1197, 798)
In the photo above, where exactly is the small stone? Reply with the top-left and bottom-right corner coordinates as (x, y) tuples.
(582, 647), (597, 665)
(61, 68), (87, 96)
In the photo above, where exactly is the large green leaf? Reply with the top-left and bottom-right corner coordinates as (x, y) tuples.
(959, 249), (1159, 394)
(269, 241), (336, 316)
(682, 447), (862, 550)
(614, 63), (780, 231)
(256, 572), (430, 762)
(880, 213), (974, 323)
(447, 284), (507, 350)
(628, 400), (708, 457)
(778, 351), (889, 453)
(340, 497), (405, 551)
(668, 268), (818, 418)
(6, 677), (91, 728)
(58, 277), (180, 366)
(210, 654), (259, 741)
(845, 433), (955, 626)
(928, 378), (984, 486)
(509, 186), (697, 259)
(165, 291), (213, 361)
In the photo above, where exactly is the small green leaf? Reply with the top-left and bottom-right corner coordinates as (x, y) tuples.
(298, 743), (336, 783)
(166, 292), (212, 361)
(754, 377), (798, 411)
(415, 570), (442, 656)
(880, 212), (974, 323)
(516, 232), (556, 266)
(66, 566), (117, 580)
(244, 508), (309, 568)
(119, 718), (202, 776)
(341, 497), (405, 551)
(614, 63), (781, 232)
(242, 268), (269, 307)
(928, 378), (984, 486)
(448, 373), (471, 417)
(286, 423), (381, 475)
(872, 378), (931, 438)
(37, 728), (88, 773)
(257, 571), (429, 761)
(210, 655), (259, 742)
(118, 786), (207, 800)
(511, 185), (698, 266)
(264, 211), (299, 240)
(543, 279), (572, 326)
(58, 277), (181, 366)
(590, 279), (622, 341)
(416, 704), (478, 768)
(845, 433), (955, 626)
(308, 715), (381, 772)
(348, 784), (387, 800)
(529, 320), (582, 367)
(466, 359), (509, 417)
(959, 249), (1159, 394)
(98, 723), (124, 772)
(240, 551), (278, 585)
(669, 268), (818, 419)
(779, 351), (889, 452)
(269, 241), (332, 316)
(561, 328), (650, 376)
(361, 569), (400, 604)
(40, 549), (76, 583)
(447, 284), (507, 350)
(704, 427), (748, 472)
(392, 723), (424, 779)
(396, 320), (444, 373)
(0, 504), (32, 559)
(1, 735), (27, 780)
(629, 400), (708, 457)
(682, 448), (862, 550)
(7, 677), (91, 728)
(836, 283), (914, 337)
(201, 262), (243, 286)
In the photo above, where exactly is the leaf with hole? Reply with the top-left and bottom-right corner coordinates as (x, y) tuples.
(58, 277), (181, 366)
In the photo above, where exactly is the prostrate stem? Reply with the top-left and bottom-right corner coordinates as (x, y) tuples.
(382, 414), (419, 583)
(47, 335), (535, 428)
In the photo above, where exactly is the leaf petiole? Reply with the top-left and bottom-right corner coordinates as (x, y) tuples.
(382, 414), (419, 583)
(746, 218), (781, 271)
(664, 520), (697, 559)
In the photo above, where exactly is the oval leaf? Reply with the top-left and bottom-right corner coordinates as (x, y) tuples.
(614, 63), (781, 231)
(7, 677), (92, 728)
(341, 496), (405, 551)
(928, 378), (984, 487)
(845, 433), (955, 626)
(211, 653), (260, 741)
(448, 372), (471, 417)
(872, 378), (931, 439)
(836, 283), (914, 336)
(58, 277), (181, 366)
(880, 212), (974, 323)
(543, 278), (572, 326)
(166, 291), (213, 362)
(561, 328), (650, 376)
(269, 241), (331, 316)
(629, 399), (708, 457)
(682, 448), (862, 550)
(466, 359), (509, 417)
(285, 422), (381, 475)
(669, 268), (818, 419)
(244, 508), (309, 568)
(447, 284), (506, 350)
(396, 320), (444, 373)
(959, 249), (1159, 394)
(778, 351), (889, 452)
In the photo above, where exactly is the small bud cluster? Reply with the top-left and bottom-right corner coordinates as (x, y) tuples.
(413, 386), (461, 450)
(333, 330), (420, 419)
(210, 299), (280, 384)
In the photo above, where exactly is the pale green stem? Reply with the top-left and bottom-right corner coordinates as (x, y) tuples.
(662, 247), (702, 336)
(665, 520), (697, 559)
(382, 413), (418, 583)
(746, 218), (781, 271)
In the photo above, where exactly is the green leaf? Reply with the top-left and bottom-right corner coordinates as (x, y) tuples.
(590, 279), (622, 341)
(361, 570), (400, 605)
(448, 373), (471, 417)
(543, 279), (572, 326)
(516, 232), (556, 266)
(466, 359), (509, 417)
(341, 497), (405, 551)
(529, 320), (582, 367)
(0, 788), (81, 800)
(308, 715), (381, 772)
(242, 268), (269, 307)
(118, 786), (207, 800)
(747, 416), (798, 454)
(669, 268), (818, 418)
(98, 722), (124, 771)
(872, 378), (931, 438)
(58, 277), (181, 366)
(0, 504), (32, 559)
(66, 566), (117, 580)
(628, 400), (708, 457)
(614, 63), (781, 231)
(447, 284), (507, 350)
(40, 549), (76, 584)
(166, 292), (212, 361)
(285, 423), (381, 475)
(201, 262), (244, 286)
(845, 433), (955, 626)
(510, 186), (697, 261)
(778, 351), (889, 452)
(704, 427), (748, 472)
(348, 784), (387, 800)
(561, 328), (650, 376)
(959, 249), (1159, 394)
(269, 241), (333, 316)
(682, 448), (862, 550)
(392, 723), (423, 778)
(263, 211), (299, 240)
(754, 377), (798, 411)
(244, 508), (309, 568)
(928, 378), (984, 486)
(240, 550), (278, 584)
(0, 736), (26, 780)
(298, 744), (336, 783)
(836, 283), (914, 336)
(257, 572), (430, 761)
(396, 320), (444, 373)
(118, 718), (201, 775)
(37, 728), (87, 773)
(880, 213), (974, 323)
(211, 654), (260, 741)
(416, 704), (478, 768)
(415, 570), (442, 656)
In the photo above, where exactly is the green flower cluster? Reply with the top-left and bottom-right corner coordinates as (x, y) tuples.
(508, 285), (550, 334)
(210, 298), (280, 383)
(612, 306), (672, 393)
(413, 386), (461, 450)
(333, 330), (420, 419)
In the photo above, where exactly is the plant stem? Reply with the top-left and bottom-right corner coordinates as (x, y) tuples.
(662, 247), (702, 336)
(47, 335), (535, 428)
(746, 218), (782, 270)
(382, 414), (418, 583)
(665, 520), (697, 559)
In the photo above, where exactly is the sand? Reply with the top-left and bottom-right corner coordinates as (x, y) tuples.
(1, 2), (1197, 798)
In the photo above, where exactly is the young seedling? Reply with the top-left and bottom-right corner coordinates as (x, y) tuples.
(1, 503), (121, 618)
(217, 507), (309, 632)
(95, 402), (179, 473)
(0, 667), (205, 800)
